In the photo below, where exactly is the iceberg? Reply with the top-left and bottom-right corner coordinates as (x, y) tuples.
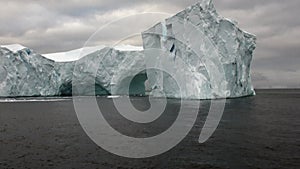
(0, 0), (256, 99)
(142, 0), (256, 99)
(0, 46), (146, 97)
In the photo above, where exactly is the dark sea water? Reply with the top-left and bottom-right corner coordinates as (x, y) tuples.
(0, 89), (299, 169)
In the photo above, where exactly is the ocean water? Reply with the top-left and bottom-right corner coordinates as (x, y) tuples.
(0, 89), (299, 169)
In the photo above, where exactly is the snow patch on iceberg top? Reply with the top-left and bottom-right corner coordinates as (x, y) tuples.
(113, 45), (143, 51)
(0, 44), (26, 52)
(42, 46), (106, 62)
(43, 45), (143, 62)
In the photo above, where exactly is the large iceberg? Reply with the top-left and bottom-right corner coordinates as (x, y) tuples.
(0, 0), (256, 99)
(142, 0), (256, 99)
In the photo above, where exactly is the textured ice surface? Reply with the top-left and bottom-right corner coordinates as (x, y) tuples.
(142, 0), (256, 99)
(0, 46), (146, 97)
(0, 47), (60, 97)
(68, 47), (146, 96)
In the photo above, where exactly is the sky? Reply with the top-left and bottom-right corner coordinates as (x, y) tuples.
(0, 0), (299, 88)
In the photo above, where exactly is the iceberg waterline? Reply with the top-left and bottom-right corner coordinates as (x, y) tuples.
(0, 0), (256, 99)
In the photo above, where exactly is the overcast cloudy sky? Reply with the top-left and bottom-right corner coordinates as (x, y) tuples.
(0, 0), (299, 88)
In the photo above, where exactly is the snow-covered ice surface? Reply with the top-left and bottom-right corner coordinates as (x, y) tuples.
(0, 44), (26, 52)
(43, 45), (143, 62)
(43, 46), (106, 62)
(0, 0), (256, 99)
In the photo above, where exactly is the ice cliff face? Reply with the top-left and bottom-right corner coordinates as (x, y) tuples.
(67, 47), (146, 96)
(142, 0), (256, 99)
(0, 0), (256, 99)
(0, 47), (146, 97)
(0, 47), (60, 97)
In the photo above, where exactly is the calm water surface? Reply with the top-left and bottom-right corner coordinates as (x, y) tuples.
(0, 89), (299, 169)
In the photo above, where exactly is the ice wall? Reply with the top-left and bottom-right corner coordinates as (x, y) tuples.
(0, 47), (146, 97)
(142, 0), (256, 99)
